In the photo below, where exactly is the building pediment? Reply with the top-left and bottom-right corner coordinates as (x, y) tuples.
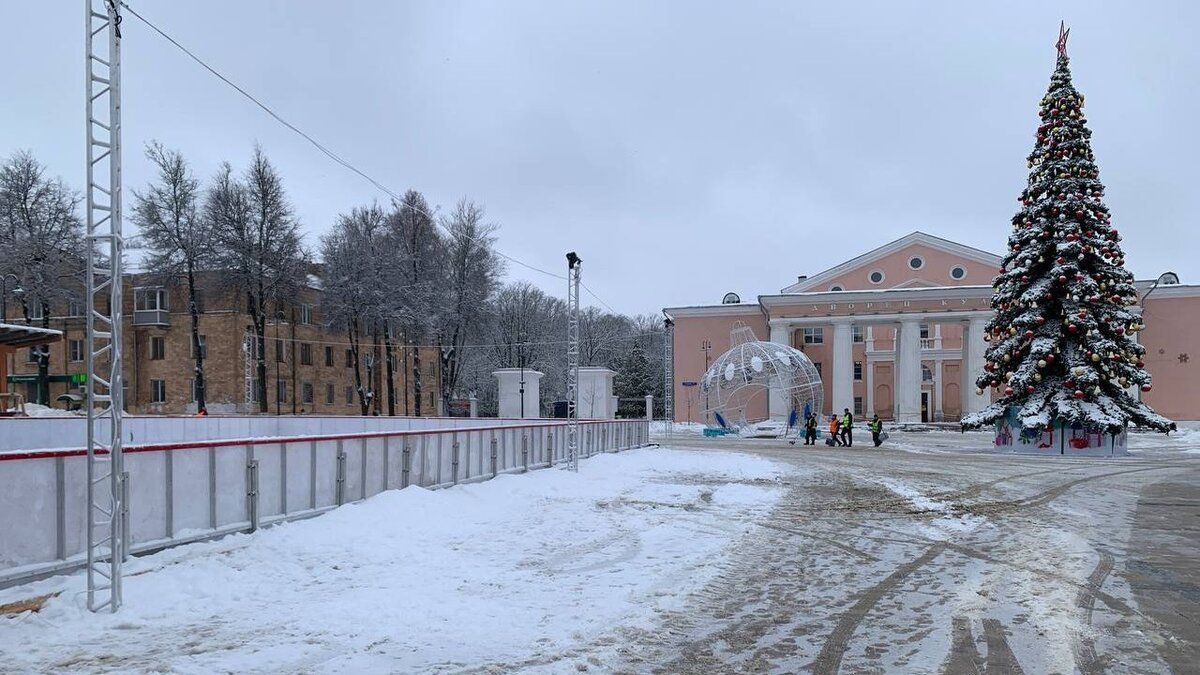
(782, 232), (1001, 293)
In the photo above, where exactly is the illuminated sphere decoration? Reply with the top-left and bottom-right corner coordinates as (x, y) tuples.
(700, 323), (824, 428)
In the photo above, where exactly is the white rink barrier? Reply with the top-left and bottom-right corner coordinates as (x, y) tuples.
(0, 419), (650, 587)
(0, 415), (568, 454)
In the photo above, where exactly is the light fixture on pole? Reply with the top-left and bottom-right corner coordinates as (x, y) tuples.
(565, 252), (582, 471)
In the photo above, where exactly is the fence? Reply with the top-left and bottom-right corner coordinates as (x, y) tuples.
(0, 418), (650, 587)
(0, 415), (571, 454)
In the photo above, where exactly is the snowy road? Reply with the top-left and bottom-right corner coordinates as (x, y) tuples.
(3, 430), (1199, 673)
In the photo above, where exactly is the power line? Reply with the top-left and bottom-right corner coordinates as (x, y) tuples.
(579, 280), (619, 314)
(118, 1), (590, 288)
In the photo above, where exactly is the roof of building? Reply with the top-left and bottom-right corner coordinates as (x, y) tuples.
(782, 231), (1002, 293)
(0, 323), (64, 348)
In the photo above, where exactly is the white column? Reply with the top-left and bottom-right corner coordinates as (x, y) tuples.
(645, 394), (654, 422)
(832, 320), (854, 417)
(768, 321), (791, 420)
(895, 318), (923, 423)
(865, 358), (875, 415)
(961, 317), (989, 417)
(934, 358), (943, 421)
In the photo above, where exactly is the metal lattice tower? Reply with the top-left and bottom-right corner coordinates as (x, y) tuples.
(565, 252), (582, 472)
(243, 331), (255, 412)
(84, 0), (126, 612)
(663, 318), (674, 438)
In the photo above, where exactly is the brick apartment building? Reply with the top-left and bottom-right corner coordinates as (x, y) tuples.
(3, 272), (440, 415)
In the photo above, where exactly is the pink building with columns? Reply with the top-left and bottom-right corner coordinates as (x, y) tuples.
(664, 232), (1198, 424)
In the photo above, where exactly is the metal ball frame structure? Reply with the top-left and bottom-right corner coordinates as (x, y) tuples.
(700, 323), (824, 429)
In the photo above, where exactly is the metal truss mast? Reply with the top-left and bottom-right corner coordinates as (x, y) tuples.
(566, 252), (582, 472)
(84, 0), (126, 612)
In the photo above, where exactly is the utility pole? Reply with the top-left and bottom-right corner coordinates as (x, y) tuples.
(566, 252), (581, 471)
(700, 338), (712, 424)
(84, 0), (126, 612)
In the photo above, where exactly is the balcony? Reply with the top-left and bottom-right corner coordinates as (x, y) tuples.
(920, 338), (936, 350)
(133, 309), (170, 326)
(133, 288), (169, 326)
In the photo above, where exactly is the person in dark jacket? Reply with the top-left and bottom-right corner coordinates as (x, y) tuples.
(869, 414), (884, 447)
(841, 408), (853, 447)
(804, 413), (818, 445)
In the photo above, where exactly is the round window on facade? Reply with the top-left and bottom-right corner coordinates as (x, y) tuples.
(830, 285), (844, 292)
(908, 256), (925, 270)
(950, 265), (967, 280)
(868, 270), (885, 285)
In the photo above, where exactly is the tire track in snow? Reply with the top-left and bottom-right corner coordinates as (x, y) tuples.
(1073, 551), (1115, 675)
(810, 543), (947, 675)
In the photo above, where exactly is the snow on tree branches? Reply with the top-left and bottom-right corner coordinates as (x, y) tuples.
(961, 41), (1175, 434)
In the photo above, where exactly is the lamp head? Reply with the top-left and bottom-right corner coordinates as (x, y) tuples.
(566, 251), (581, 268)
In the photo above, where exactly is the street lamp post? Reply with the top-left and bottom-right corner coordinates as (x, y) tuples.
(700, 339), (712, 424)
(518, 340), (528, 418)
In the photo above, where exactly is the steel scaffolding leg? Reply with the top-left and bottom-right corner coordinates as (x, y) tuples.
(85, 0), (125, 613)
(566, 253), (582, 472)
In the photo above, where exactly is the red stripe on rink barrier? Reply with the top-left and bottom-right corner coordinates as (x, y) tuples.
(0, 420), (643, 462)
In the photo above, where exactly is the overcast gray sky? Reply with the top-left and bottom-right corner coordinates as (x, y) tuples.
(5, 1), (1197, 315)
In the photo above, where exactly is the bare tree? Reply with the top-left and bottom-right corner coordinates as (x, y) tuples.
(386, 190), (444, 415)
(208, 147), (307, 413)
(132, 142), (214, 411)
(437, 199), (504, 415)
(320, 204), (389, 415)
(0, 151), (83, 404)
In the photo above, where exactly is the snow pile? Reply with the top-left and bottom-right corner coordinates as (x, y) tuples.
(649, 420), (707, 435)
(0, 447), (788, 673)
(4, 402), (79, 417)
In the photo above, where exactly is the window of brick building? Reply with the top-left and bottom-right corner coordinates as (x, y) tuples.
(854, 361), (863, 381)
(326, 383), (335, 404)
(813, 362), (822, 377)
(276, 379), (287, 403)
(26, 347), (39, 363)
(345, 349), (354, 368)
(150, 336), (165, 360)
(151, 379), (166, 404)
(300, 304), (313, 325)
(302, 382), (314, 404)
(69, 339), (84, 362)
(191, 335), (207, 359)
(854, 396), (864, 416)
(275, 338), (286, 362)
(802, 327), (824, 344)
(345, 386), (354, 404)
(301, 343), (313, 365)
(852, 325), (864, 343)
(67, 299), (84, 317)
(324, 346), (333, 367)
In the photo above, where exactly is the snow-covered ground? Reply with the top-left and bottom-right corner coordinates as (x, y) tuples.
(5, 427), (1198, 673)
(0, 447), (789, 674)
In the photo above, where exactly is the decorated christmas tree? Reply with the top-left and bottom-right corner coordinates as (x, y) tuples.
(962, 24), (1176, 434)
